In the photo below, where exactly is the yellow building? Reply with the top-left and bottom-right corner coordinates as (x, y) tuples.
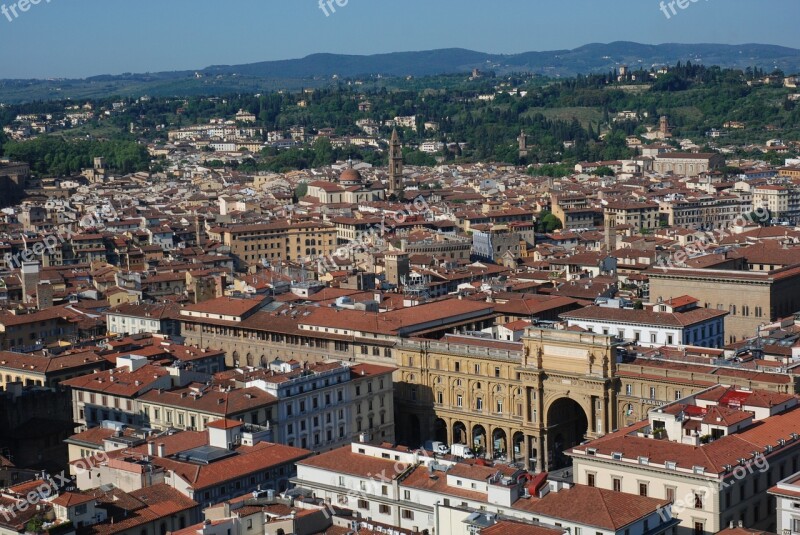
(217, 221), (337, 269)
(394, 328), (618, 472)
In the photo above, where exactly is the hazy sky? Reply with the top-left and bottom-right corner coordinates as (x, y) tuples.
(1, 0), (798, 79)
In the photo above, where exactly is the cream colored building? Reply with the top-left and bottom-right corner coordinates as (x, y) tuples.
(570, 386), (799, 535)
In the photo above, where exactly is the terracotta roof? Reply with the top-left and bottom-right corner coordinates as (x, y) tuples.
(561, 304), (727, 328)
(298, 447), (408, 479)
(513, 485), (670, 530)
(482, 520), (565, 535)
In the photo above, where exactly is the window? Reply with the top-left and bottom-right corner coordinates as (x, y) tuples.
(379, 504), (390, 514)
(587, 473), (596, 487)
(494, 367), (500, 378)
(639, 483), (648, 497)
(474, 364), (480, 374)
(437, 392), (443, 404)
(401, 510), (414, 520)
(381, 485), (388, 496)
(649, 387), (656, 400)
(694, 522), (704, 535)
(694, 493), (703, 509)
(496, 400), (503, 414)
(456, 395), (463, 407)
(358, 499), (369, 510)
(476, 397), (483, 410)
(625, 384), (632, 396)
(612, 478), (621, 492)
(403, 490), (411, 500)
(666, 487), (676, 503)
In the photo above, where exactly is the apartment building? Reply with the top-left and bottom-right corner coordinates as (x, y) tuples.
(569, 386), (800, 535)
(63, 355), (210, 428)
(659, 195), (750, 229)
(753, 185), (800, 222)
(0, 349), (108, 389)
(770, 471), (800, 535)
(0, 307), (79, 351)
(138, 384), (278, 432)
(106, 302), (182, 336)
(604, 201), (661, 231)
(74, 421), (312, 508)
(292, 442), (678, 535)
(560, 296), (728, 348)
(615, 345), (799, 426)
(648, 264), (800, 343)
(215, 221), (337, 269)
(226, 360), (396, 451)
(179, 295), (497, 368)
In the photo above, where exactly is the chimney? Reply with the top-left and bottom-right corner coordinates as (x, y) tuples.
(157, 443), (166, 457)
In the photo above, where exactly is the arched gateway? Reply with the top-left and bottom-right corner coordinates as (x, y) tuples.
(396, 328), (618, 473)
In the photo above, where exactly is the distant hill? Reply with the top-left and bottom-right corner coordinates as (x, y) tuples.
(2, 42), (799, 103)
(199, 42), (800, 79)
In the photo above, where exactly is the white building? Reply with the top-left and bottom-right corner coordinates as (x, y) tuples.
(570, 385), (799, 535)
(560, 296), (727, 348)
(769, 472), (800, 535)
(292, 442), (678, 535)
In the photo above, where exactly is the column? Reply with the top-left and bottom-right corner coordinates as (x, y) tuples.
(446, 418), (454, 446)
(524, 434), (532, 471)
(506, 427), (514, 462)
(538, 433), (548, 472)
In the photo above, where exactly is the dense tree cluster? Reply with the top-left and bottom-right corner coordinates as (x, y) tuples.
(2, 61), (799, 176)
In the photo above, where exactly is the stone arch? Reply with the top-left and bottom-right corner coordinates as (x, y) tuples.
(492, 428), (508, 460)
(512, 431), (526, 464)
(453, 421), (467, 444)
(434, 418), (447, 443)
(472, 424), (487, 453)
(544, 396), (590, 469)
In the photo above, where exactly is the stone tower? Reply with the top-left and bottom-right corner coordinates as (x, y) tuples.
(518, 130), (528, 159)
(388, 128), (403, 196)
(659, 116), (670, 136)
(604, 213), (617, 252)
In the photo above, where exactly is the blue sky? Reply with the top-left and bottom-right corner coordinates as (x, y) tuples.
(0, 0), (798, 79)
